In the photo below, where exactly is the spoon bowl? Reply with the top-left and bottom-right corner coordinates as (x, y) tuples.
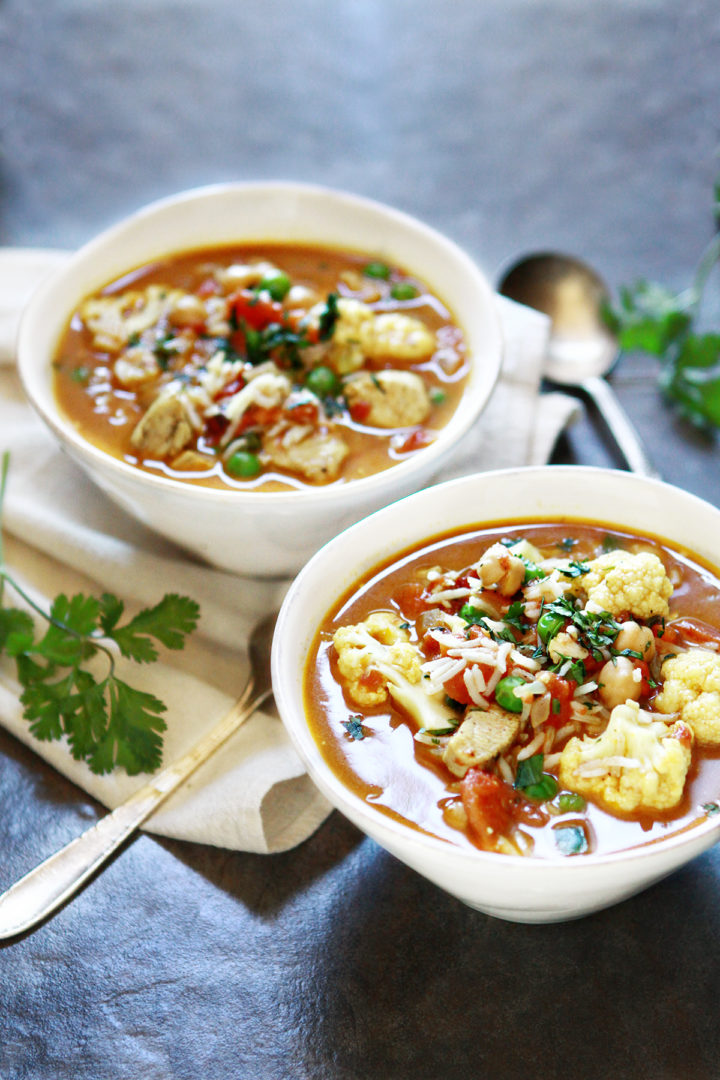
(498, 251), (659, 478)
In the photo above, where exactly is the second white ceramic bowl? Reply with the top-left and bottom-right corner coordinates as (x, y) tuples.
(17, 182), (502, 577)
(272, 466), (720, 922)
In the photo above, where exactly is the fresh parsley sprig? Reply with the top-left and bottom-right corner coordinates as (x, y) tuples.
(605, 176), (720, 430)
(0, 453), (200, 775)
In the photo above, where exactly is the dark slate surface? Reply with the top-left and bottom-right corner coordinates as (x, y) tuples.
(2, 2), (720, 1077)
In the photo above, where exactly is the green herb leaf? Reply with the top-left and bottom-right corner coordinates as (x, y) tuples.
(605, 177), (720, 430)
(0, 453), (199, 775)
(342, 716), (367, 740)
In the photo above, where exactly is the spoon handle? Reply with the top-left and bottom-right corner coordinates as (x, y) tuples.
(0, 684), (272, 939)
(580, 375), (660, 478)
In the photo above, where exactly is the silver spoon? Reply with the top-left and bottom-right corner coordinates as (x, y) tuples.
(498, 252), (659, 478)
(0, 614), (276, 939)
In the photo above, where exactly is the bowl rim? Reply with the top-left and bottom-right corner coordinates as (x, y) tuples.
(16, 179), (503, 507)
(273, 464), (720, 873)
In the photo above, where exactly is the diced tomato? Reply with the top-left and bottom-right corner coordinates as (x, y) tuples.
(349, 399), (372, 423)
(443, 670), (473, 705)
(230, 289), (284, 331)
(284, 401), (319, 426)
(392, 581), (427, 619)
(203, 413), (230, 447)
(359, 667), (384, 695)
(393, 428), (433, 455)
(460, 768), (517, 844)
(666, 617), (720, 649)
(215, 376), (246, 401)
(673, 721), (694, 748)
(236, 404), (281, 433)
(545, 672), (575, 727)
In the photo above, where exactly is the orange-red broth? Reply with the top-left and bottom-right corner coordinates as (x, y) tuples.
(304, 522), (720, 859)
(52, 244), (469, 492)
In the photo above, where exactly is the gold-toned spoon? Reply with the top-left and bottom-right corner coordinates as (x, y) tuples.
(0, 614), (276, 939)
(498, 252), (659, 478)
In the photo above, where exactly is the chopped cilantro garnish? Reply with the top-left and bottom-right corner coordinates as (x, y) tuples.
(317, 292), (340, 341)
(554, 824), (588, 855)
(342, 716), (367, 741)
(559, 560), (591, 579)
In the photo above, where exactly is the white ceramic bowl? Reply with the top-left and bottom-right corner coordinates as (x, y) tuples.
(16, 182), (502, 577)
(272, 465), (720, 923)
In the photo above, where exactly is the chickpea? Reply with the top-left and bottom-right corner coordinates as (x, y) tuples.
(168, 293), (206, 328)
(598, 655), (643, 710)
(614, 620), (655, 661)
(477, 544), (526, 596)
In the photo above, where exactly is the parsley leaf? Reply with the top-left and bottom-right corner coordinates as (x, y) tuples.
(605, 177), (720, 430)
(0, 452), (200, 774)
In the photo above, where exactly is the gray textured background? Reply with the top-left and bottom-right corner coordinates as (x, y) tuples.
(2, 2), (720, 1077)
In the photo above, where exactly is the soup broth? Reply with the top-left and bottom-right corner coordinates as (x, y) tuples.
(53, 244), (470, 492)
(305, 521), (720, 859)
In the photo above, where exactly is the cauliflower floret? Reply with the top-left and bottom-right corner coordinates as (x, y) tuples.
(366, 312), (436, 362)
(580, 550), (673, 619)
(343, 370), (431, 428)
(558, 700), (693, 814)
(442, 708), (520, 778)
(333, 612), (457, 730)
(321, 298), (376, 374)
(307, 299), (436, 373)
(655, 648), (720, 746)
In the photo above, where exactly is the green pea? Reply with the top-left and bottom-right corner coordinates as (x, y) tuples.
(557, 791), (586, 813)
(305, 365), (339, 397)
(538, 610), (565, 644)
(390, 282), (419, 301)
(364, 260), (391, 280)
(494, 675), (525, 713)
(258, 271), (291, 301)
(226, 451), (262, 478)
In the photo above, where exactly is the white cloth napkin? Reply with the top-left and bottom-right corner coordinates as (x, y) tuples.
(0, 249), (580, 853)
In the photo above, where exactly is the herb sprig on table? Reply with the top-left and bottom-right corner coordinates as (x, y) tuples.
(605, 176), (720, 430)
(0, 453), (199, 775)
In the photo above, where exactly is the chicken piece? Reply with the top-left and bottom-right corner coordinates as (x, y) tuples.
(171, 450), (214, 472)
(343, 370), (431, 428)
(81, 286), (184, 352)
(261, 423), (349, 483)
(130, 394), (194, 459)
(442, 708), (520, 778)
